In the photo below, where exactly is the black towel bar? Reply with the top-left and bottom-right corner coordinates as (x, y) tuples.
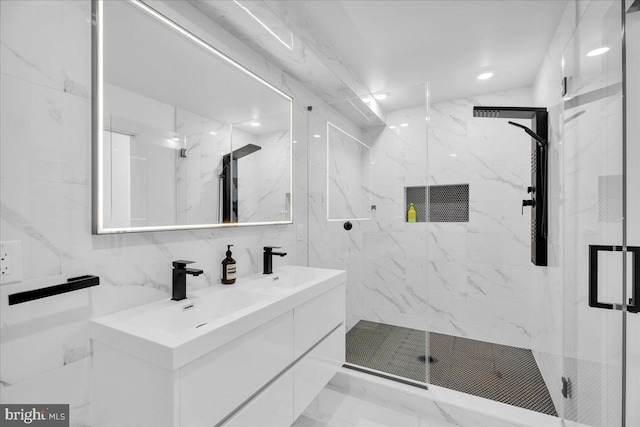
(8, 275), (100, 306)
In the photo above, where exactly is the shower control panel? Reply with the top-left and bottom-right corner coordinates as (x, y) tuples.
(473, 106), (549, 266)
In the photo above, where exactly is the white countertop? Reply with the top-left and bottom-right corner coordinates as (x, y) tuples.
(90, 265), (346, 370)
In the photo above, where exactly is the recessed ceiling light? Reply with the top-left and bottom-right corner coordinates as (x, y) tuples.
(587, 47), (609, 57)
(293, 140), (298, 144)
(361, 96), (373, 103)
(250, 122), (260, 127)
(313, 134), (321, 138)
(389, 125), (397, 129)
(209, 131), (217, 135)
(400, 123), (409, 127)
(477, 72), (494, 80)
(373, 93), (388, 101)
(450, 153), (457, 157)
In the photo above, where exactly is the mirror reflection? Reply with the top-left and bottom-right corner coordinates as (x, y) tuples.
(96, 0), (292, 233)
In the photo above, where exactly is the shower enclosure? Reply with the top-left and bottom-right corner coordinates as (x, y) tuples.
(305, 0), (638, 425)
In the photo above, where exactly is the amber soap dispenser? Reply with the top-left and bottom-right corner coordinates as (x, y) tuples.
(221, 245), (236, 285)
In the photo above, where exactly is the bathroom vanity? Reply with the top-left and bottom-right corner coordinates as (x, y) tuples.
(90, 266), (346, 426)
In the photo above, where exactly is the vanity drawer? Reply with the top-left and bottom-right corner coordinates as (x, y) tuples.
(179, 311), (294, 427)
(293, 324), (345, 419)
(223, 370), (294, 427)
(293, 284), (345, 358)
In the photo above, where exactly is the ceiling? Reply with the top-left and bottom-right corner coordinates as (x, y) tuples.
(283, 0), (568, 103)
(191, 0), (568, 108)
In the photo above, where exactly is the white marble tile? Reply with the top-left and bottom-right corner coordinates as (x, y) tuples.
(298, 386), (420, 427)
(0, 357), (90, 427)
(0, 1), (91, 97)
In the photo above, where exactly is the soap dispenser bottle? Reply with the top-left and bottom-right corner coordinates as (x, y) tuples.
(407, 203), (417, 223)
(221, 245), (236, 285)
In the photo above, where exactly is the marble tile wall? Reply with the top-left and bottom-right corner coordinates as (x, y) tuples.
(426, 87), (536, 349)
(358, 104), (430, 332)
(0, 1), (316, 425)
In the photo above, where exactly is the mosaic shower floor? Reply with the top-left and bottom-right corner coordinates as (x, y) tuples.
(345, 320), (558, 416)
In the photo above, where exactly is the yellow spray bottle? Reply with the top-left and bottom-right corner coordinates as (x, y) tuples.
(407, 203), (417, 223)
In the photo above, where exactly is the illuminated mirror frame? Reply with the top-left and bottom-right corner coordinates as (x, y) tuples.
(92, 0), (293, 234)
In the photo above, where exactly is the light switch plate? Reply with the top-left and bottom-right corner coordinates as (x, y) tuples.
(1, 241), (23, 285)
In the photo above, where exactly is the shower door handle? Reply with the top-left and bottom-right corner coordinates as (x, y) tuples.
(589, 245), (640, 313)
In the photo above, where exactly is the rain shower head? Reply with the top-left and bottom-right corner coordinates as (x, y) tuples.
(508, 121), (548, 147)
(472, 106), (546, 119)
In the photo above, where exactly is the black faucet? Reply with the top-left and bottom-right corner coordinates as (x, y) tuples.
(263, 247), (287, 274)
(172, 260), (203, 301)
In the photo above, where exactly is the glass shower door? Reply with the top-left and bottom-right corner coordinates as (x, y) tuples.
(561, 0), (631, 425)
(306, 83), (430, 386)
(623, 1), (640, 425)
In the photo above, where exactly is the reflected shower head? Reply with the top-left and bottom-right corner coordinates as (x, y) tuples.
(219, 144), (262, 178)
(228, 143), (262, 159)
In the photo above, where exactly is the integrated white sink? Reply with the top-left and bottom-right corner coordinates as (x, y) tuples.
(130, 288), (274, 334)
(237, 265), (343, 294)
(90, 265), (345, 370)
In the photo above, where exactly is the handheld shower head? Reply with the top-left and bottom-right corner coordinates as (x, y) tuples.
(508, 121), (548, 147)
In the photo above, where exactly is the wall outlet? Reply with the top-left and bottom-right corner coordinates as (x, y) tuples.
(296, 224), (304, 241)
(0, 241), (23, 285)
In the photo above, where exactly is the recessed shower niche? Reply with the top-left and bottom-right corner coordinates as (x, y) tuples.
(428, 184), (469, 223)
(405, 186), (427, 222)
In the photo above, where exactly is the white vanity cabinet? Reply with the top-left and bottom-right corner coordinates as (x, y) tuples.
(90, 267), (346, 427)
(225, 285), (345, 426)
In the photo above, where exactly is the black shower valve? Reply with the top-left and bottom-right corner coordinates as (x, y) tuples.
(527, 186), (535, 193)
(522, 199), (535, 215)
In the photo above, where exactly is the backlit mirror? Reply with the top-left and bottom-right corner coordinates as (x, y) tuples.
(93, 0), (292, 233)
